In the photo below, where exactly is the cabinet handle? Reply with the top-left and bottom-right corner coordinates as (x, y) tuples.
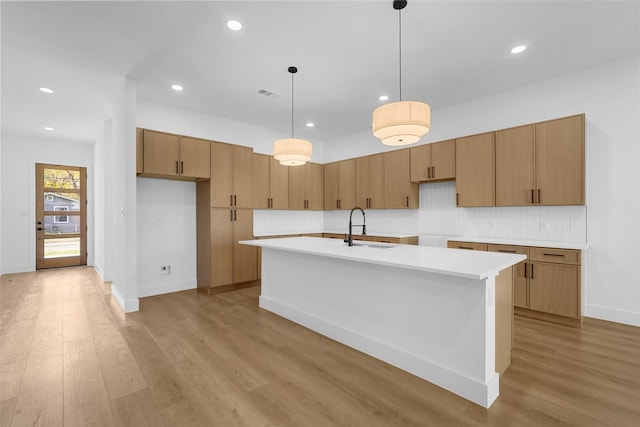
(230, 210), (233, 221)
(234, 195), (237, 206)
(538, 189), (541, 204)
(499, 249), (517, 253)
(406, 196), (409, 207)
(456, 193), (460, 206)
(234, 210), (237, 221)
(181, 161), (184, 174)
(524, 263), (528, 278)
(543, 253), (565, 257)
(230, 195), (233, 206)
(432, 166), (435, 178)
(531, 189), (535, 204)
(427, 167), (431, 179)
(531, 263), (534, 279)
(459, 246), (474, 250)
(176, 161), (179, 174)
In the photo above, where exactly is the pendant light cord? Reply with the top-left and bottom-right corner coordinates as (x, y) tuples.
(398, 8), (402, 101)
(291, 72), (294, 139)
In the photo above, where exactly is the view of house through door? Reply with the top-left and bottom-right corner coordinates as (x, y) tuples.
(36, 163), (87, 269)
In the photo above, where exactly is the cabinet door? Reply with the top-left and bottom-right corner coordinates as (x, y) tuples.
(210, 142), (234, 207)
(431, 139), (456, 180)
(529, 263), (579, 318)
(410, 144), (431, 182)
(305, 162), (324, 210)
(355, 156), (370, 208)
(535, 114), (585, 205)
(210, 208), (234, 287)
(495, 125), (535, 206)
(384, 149), (417, 208)
(339, 159), (356, 210)
(288, 164), (307, 210)
(179, 136), (210, 179)
(269, 157), (289, 210)
(488, 244), (530, 308)
(233, 145), (253, 208)
(324, 162), (340, 210)
(233, 209), (257, 284)
(368, 154), (385, 209)
(252, 153), (270, 209)
(143, 130), (180, 176)
(455, 132), (495, 207)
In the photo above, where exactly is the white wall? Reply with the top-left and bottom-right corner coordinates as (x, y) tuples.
(0, 135), (94, 273)
(93, 120), (112, 281)
(323, 54), (640, 326)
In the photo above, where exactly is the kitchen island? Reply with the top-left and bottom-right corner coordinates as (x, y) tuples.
(240, 237), (526, 408)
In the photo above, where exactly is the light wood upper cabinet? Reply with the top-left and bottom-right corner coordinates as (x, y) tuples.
(210, 142), (252, 208)
(410, 140), (455, 182)
(384, 149), (418, 208)
(455, 132), (495, 207)
(355, 154), (385, 209)
(289, 162), (323, 210)
(324, 159), (355, 210)
(495, 124), (535, 206)
(535, 114), (585, 205)
(136, 128), (144, 174)
(141, 129), (210, 180)
(496, 115), (584, 206)
(252, 153), (289, 209)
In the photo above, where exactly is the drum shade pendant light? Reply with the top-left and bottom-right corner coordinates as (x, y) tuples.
(372, 0), (431, 146)
(274, 66), (312, 166)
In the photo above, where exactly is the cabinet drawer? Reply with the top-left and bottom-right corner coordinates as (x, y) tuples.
(447, 241), (488, 251)
(488, 244), (529, 256)
(530, 247), (580, 265)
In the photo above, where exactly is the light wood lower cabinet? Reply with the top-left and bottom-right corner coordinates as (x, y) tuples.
(449, 240), (583, 327)
(323, 233), (418, 245)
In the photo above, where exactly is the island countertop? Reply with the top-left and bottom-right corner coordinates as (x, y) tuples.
(241, 237), (526, 280)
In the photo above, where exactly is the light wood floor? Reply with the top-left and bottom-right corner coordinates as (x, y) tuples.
(1, 267), (639, 426)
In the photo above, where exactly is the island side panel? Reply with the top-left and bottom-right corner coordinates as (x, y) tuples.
(259, 247), (500, 408)
(495, 266), (514, 376)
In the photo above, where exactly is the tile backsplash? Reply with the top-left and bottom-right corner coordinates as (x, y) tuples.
(419, 181), (587, 243)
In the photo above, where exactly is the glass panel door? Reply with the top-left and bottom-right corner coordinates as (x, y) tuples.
(36, 164), (87, 269)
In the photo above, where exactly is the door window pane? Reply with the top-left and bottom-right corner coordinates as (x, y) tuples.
(43, 192), (80, 212)
(44, 237), (80, 258)
(44, 214), (81, 235)
(43, 168), (81, 190)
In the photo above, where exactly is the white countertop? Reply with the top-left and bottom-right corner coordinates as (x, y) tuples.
(241, 237), (526, 280)
(253, 230), (418, 238)
(447, 236), (588, 250)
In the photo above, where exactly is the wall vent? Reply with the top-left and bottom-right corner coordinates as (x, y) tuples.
(257, 89), (276, 97)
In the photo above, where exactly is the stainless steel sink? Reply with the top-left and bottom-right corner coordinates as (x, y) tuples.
(350, 242), (393, 249)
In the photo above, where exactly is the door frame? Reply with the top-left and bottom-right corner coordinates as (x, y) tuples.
(35, 163), (87, 269)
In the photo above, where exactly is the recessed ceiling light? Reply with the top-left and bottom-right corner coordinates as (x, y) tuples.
(171, 84), (183, 91)
(306, 122), (315, 128)
(39, 87), (54, 94)
(510, 45), (527, 54)
(227, 20), (242, 31)
(44, 127), (55, 131)
(378, 95), (389, 101)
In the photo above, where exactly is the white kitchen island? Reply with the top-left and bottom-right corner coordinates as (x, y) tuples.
(240, 237), (526, 408)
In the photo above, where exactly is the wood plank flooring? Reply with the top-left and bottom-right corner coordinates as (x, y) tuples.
(1, 266), (639, 426)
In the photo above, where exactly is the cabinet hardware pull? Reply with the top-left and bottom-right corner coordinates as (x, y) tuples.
(524, 263), (528, 278)
(531, 189), (534, 204)
(234, 210), (237, 221)
(406, 196), (409, 207)
(543, 253), (565, 257)
(234, 195), (237, 206)
(230, 195), (233, 206)
(230, 210), (233, 221)
(531, 264), (534, 279)
(456, 193), (460, 206)
(181, 161), (184, 174)
(427, 167), (431, 179)
(459, 246), (474, 250)
(499, 249), (516, 253)
(176, 161), (179, 174)
(432, 166), (435, 178)
(538, 189), (541, 204)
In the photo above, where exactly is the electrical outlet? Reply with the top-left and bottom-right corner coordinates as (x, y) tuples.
(540, 221), (549, 232)
(152, 219), (160, 229)
(489, 220), (496, 230)
(160, 265), (171, 275)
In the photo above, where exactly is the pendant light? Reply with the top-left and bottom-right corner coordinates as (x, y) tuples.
(274, 66), (313, 166)
(372, 0), (431, 146)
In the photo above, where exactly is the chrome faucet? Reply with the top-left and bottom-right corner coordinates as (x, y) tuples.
(345, 207), (366, 246)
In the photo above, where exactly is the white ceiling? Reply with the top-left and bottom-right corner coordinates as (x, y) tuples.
(2, 1), (639, 144)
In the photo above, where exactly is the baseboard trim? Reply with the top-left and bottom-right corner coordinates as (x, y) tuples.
(138, 279), (197, 298)
(585, 304), (640, 327)
(111, 284), (139, 313)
